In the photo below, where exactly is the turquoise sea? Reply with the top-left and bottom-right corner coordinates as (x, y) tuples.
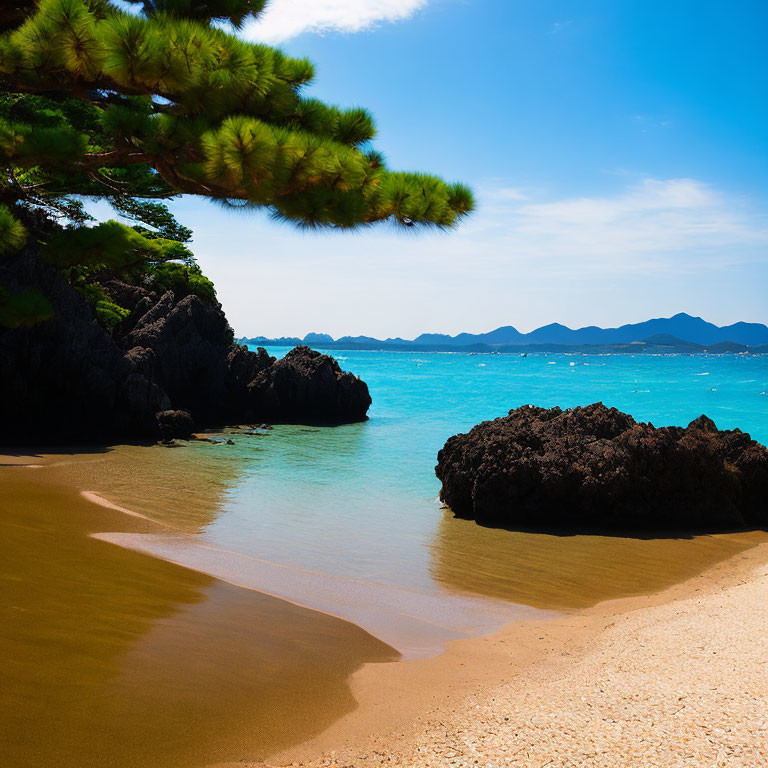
(102, 349), (768, 655)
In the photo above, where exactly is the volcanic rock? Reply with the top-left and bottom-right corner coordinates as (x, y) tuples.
(156, 409), (194, 441)
(122, 292), (237, 422)
(435, 403), (768, 531)
(0, 247), (152, 442)
(247, 346), (371, 424)
(0, 249), (370, 443)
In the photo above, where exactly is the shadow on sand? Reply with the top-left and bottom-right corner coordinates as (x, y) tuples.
(431, 507), (768, 610)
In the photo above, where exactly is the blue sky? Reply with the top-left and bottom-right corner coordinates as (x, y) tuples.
(160, 0), (767, 337)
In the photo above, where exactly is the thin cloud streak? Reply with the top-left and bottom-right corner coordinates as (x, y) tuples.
(459, 178), (768, 275)
(242, 0), (429, 43)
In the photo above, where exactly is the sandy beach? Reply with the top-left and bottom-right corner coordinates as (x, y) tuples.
(0, 459), (396, 768)
(3, 448), (767, 767)
(261, 538), (768, 768)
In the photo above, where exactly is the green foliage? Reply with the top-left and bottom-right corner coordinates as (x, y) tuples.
(0, 91), (170, 222)
(109, 198), (192, 242)
(148, 261), (216, 303)
(43, 220), (193, 270)
(94, 299), (129, 327)
(0, 285), (54, 327)
(50, 218), (214, 330)
(0, 117), (87, 168)
(0, 0), (473, 230)
(75, 279), (129, 328)
(0, 0), (472, 323)
(126, 1), (269, 28)
(0, 204), (26, 253)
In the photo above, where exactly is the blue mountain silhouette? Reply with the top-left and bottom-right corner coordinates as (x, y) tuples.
(333, 313), (768, 347)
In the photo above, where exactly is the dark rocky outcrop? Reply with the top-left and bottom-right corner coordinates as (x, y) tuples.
(0, 247), (161, 442)
(122, 291), (237, 422)
(247, 346), (371, 424)
(100, 279), (152, 313)
(0, 248), (370, 444)
(436, 403), (768, 531)
(225, 343), (275, 413)
(156, 409), (194, 440)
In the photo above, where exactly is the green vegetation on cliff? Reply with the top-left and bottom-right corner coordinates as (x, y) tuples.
(0, 0), (473, 326)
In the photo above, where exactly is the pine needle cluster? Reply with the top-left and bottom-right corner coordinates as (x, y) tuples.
(1, 0), (473, 229)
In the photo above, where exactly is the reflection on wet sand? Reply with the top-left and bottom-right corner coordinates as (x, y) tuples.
(431, 510), (768, 610)
(97, 527), (551, 659)
(28, 440), (253, 531)
(33, 439), (557, 659)
(0, 469), (396, 768)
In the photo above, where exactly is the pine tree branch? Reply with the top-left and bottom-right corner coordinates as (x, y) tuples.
(77, 150), (154, 168)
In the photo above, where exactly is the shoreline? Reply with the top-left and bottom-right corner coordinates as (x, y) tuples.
(1, 448), (556, 659)
(0, 460), (398, 767)
(259, 536), (768, 767)
(93, 526), (550, 659)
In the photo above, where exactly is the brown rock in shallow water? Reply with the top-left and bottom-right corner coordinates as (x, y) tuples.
(435, 403), (768, 531)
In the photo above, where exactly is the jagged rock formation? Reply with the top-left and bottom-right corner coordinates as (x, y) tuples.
(0, 249), (370, 444)
(248, 346), (371, 424)
(122, 291), (247, 423)
(436, 403), (768, 531)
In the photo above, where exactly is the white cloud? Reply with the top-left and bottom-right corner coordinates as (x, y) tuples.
(242, 0), (428, 43)
(463, 178), (768, 276)
(550, 20), (573, 35)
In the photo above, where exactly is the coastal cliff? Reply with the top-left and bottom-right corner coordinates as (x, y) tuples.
(436, 403), (768, 531)
(0, 248), (370, 444)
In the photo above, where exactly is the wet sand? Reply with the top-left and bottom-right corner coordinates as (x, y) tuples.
(95, 527), (551, 658)
(0, 463), (396, 768)
(97, 517), (766, 658)
(11, 442), (765, 655)
(262, 537), (768, 768)
(2, 444), (557, 658)
(432, 511), (767, 609)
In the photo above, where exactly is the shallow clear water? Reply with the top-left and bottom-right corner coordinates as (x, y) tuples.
(225, 349), (768, 571)
(99, 349), (768, 652)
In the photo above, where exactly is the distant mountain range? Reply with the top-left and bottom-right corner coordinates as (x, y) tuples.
(240, 314), (768, 354)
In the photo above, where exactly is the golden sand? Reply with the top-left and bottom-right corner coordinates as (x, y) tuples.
(0, 464), (395, 768)
(261, 539), (768, 768)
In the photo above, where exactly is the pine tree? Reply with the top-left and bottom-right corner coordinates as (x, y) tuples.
(0, 1), (473, 325)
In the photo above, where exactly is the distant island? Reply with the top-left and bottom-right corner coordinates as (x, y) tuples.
(239, 313), (768, 355)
